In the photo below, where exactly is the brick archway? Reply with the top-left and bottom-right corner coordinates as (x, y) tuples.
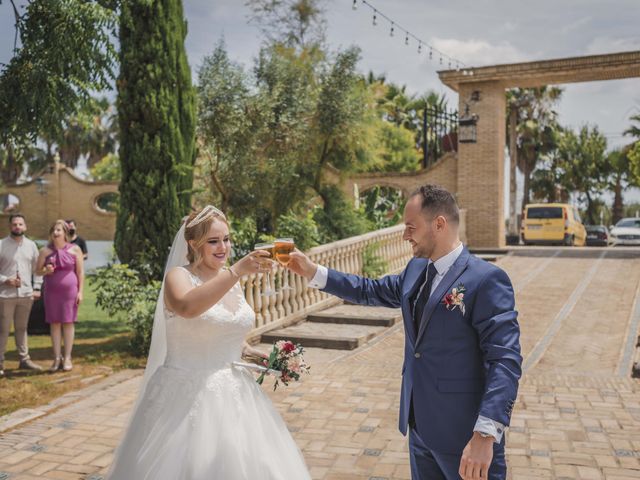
(438, 50), (640, 248)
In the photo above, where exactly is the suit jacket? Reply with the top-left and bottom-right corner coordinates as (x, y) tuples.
(322, 247), (522, 454)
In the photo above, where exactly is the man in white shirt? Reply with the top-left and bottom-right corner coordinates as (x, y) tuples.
(0, 214), (43, 375)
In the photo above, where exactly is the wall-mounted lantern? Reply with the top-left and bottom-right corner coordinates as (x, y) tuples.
(458, 90), (481, 144)
(35, 177), (49, 195)
(458, 104), (479, 144)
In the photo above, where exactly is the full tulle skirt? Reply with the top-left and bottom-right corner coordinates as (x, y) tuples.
(107, 364), (311, 480)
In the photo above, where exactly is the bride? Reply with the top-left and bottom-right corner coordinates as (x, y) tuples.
(108, 206), (311, 479)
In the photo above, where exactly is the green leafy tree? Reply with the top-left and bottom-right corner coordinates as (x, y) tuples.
(245, 0), (326, 50)
(556, 126), (608, 224)
(359, 120), (420, 173)
(115, 0), (196, 278)
(0, 0), (116, 144)
(90, 153), (121, 182)
(197, 39), (372, 241)
(624, 111), (640, 185)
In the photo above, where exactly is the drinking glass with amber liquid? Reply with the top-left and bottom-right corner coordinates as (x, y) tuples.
(254, 242), (275, 297)
(274, 238), (295, 291)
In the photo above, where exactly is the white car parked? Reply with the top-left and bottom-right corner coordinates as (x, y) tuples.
(610, 218), (640, 246)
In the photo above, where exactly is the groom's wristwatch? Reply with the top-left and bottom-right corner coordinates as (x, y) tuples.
(476, 431), (495, 440)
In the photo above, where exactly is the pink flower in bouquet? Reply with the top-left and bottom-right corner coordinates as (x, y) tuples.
(257, 339), (310, 390)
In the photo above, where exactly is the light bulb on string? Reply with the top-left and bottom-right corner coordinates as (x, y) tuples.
(354, 3), (463, 69)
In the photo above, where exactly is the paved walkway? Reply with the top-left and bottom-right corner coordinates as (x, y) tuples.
(1, 247), (639, 479)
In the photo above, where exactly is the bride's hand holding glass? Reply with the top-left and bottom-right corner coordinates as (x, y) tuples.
(230, 249), (274, 277)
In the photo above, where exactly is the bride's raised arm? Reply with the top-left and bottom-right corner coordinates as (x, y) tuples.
(164, 250), (270, 318)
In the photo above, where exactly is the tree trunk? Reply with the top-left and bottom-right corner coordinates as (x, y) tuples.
(508, 107), (518, 235)
(612, 175), (623, 224)
(585, 191), (596, 225)
(1, 143), (20, 185)
(522, 164), (531, 212)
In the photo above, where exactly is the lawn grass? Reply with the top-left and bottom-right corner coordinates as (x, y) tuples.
(0, 277), (145, 417)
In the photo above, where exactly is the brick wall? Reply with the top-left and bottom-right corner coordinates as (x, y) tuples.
(1, 165), (118, 241)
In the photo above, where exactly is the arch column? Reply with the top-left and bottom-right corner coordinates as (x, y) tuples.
(456, 80), (506, 249)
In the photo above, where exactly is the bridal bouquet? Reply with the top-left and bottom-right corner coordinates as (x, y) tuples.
(257, 340), (310, 391)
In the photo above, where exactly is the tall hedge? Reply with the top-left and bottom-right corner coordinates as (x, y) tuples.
(115, 0), (196, 278)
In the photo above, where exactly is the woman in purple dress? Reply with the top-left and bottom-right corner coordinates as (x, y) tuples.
(37, 220), (84, 372)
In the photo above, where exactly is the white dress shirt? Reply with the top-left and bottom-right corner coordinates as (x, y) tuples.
(0, 236), (43, 298)
(309, 242), (506, 442)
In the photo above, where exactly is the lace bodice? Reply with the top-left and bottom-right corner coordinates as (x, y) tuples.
(162, 267), (255, 371)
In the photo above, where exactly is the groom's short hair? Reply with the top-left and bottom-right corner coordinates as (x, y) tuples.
(410, 184), (460, 224)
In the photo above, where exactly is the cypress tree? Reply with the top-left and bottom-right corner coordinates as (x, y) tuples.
(116, 0), (196, 278)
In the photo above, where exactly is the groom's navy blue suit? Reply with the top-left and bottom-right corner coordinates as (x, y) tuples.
(320, 246), (522, 478)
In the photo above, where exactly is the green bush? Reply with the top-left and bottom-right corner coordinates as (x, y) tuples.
(275, 210), (320, 252)
(314, 185), (372, 243)
(229, 216), (274, 263)
(361, 242), (388, 278)
(362, 186), (405, 229)
(90, 263), (160, 357)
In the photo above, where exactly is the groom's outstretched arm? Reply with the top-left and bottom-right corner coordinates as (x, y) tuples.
(471, 266), (523, 429)
(288, 250), (405, 309)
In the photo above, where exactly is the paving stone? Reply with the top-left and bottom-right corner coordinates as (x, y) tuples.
(0, 248), (639, 479)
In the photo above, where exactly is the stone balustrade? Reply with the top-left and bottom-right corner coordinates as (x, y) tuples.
(242, 224), (413, 339)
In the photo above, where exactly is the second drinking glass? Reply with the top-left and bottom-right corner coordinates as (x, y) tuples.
(274, 238), (295, 291)
(253, 242), (276, 297)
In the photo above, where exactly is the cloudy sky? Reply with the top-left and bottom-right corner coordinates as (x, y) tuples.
(2, 0), (639, 148)
(180, 0), (640, 150)
(1, 0), (639, 204)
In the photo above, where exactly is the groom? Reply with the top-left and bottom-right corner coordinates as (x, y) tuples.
(288, 184), (522, 480)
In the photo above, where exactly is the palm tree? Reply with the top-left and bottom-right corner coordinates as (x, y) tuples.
(604, 147), (637, 224)
(507, 86), (563, 212)
(623, 112), (640, 138)
(56, 97), (117, 170)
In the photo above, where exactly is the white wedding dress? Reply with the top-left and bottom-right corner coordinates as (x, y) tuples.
(108, 267), (311, 479)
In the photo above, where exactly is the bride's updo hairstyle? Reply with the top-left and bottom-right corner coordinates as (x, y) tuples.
(184, 205), (228, 265)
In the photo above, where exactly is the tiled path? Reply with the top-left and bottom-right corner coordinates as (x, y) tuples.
(1, 247), (639, 479)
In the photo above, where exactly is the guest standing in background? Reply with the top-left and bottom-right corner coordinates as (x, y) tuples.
(0, 214), (43, 376)
(37, 220), (84, 372)
(65, 220), (88, 260)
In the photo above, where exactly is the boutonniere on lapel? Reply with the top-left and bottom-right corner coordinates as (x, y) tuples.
(443, 284), (466, 315)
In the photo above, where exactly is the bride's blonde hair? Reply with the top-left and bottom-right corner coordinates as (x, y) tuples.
(184, 206), (228, 265)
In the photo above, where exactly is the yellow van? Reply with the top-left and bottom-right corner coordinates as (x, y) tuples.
(521, 203), (586, 246)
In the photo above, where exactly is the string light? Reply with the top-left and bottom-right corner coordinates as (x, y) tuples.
(355, 0), (465, 69)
